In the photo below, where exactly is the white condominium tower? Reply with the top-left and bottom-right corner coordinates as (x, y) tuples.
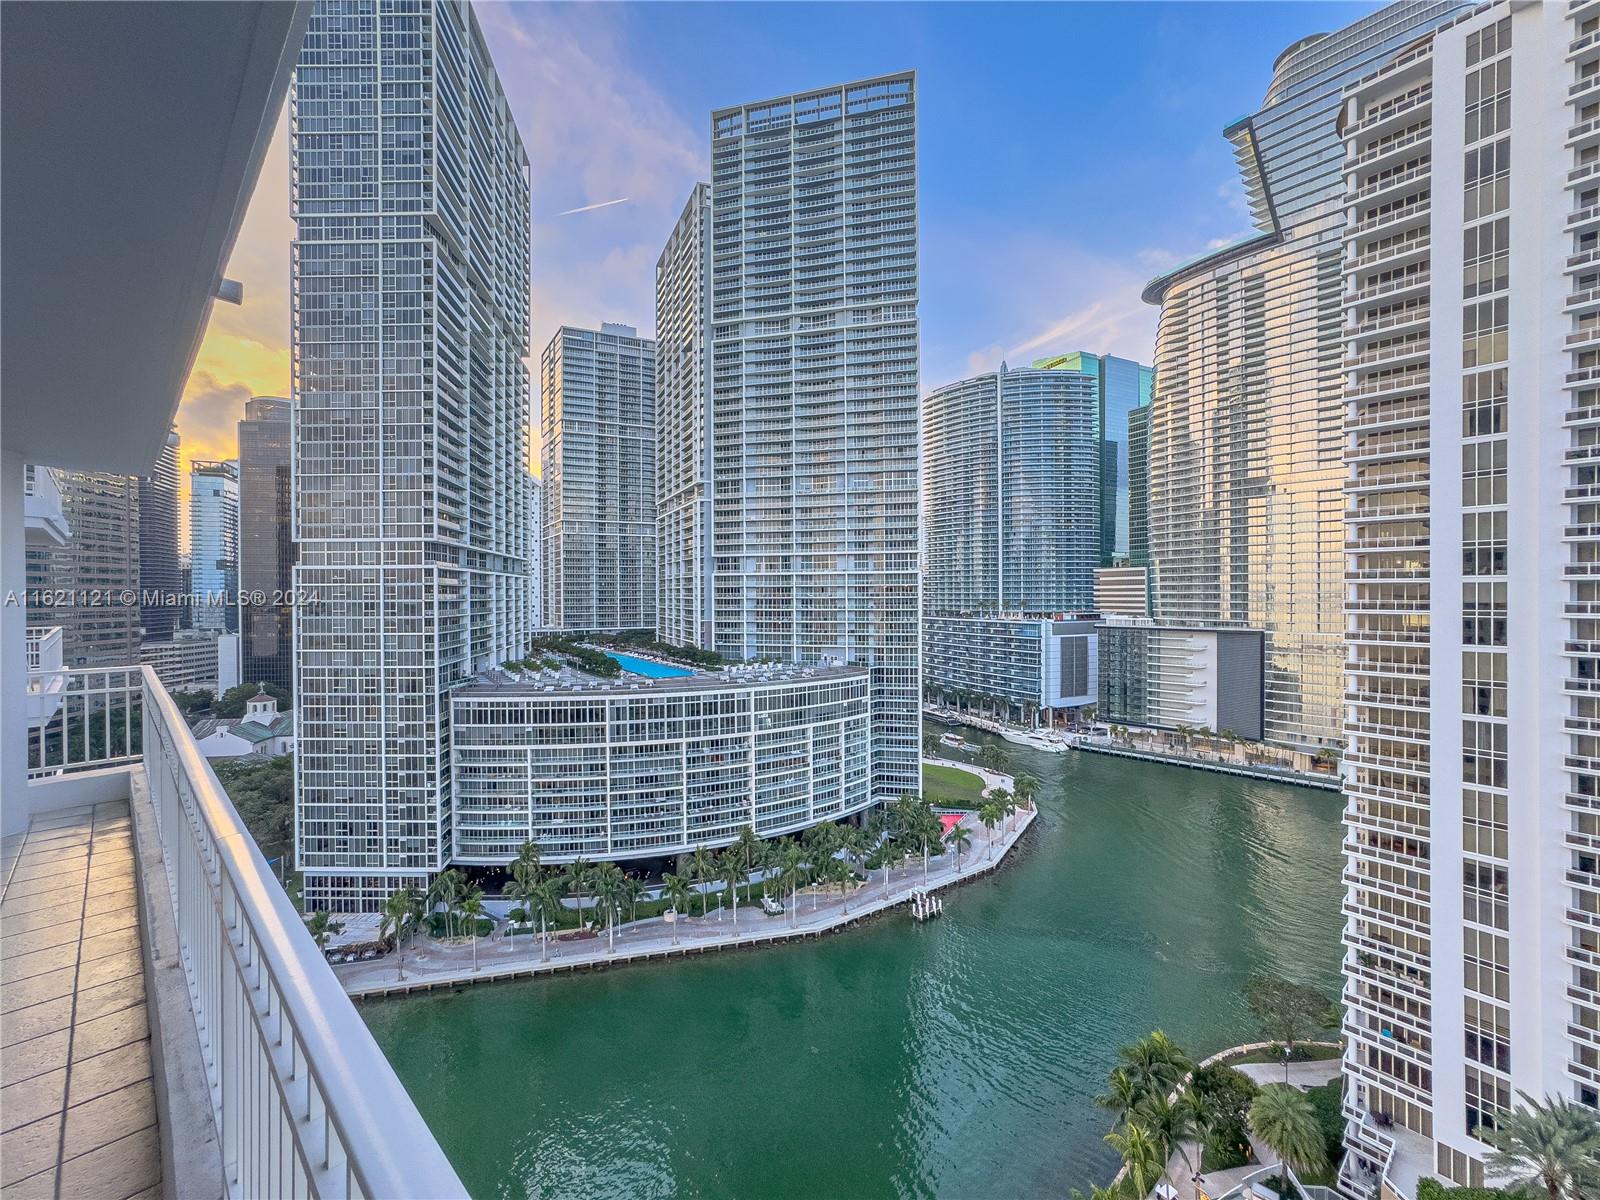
(923, 364), (1101, 614)
(1340, 4), (1590, 1193)
(540, 323), (656, 631)
(292, 0), (534, 911)
(1141, 0), (1468, 752)
(655, 183), (713, 649)
(709, 74), (921, 799)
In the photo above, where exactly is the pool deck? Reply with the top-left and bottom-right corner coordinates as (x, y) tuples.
(335, 805), (1037, 999)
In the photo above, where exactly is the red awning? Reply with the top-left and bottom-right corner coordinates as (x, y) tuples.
(939, 813), (964, 833)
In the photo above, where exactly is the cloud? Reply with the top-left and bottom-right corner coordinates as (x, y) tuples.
(478, 5), (704, 360)
(924, 222), (1159, 390)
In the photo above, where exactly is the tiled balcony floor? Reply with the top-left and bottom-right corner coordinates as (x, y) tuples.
(0, 801), (160, 1199)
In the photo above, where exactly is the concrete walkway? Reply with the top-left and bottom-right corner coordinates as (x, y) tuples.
(0, 801), (161, 1200)
(335, 805), (1036, 998)
(1233, 1057), (1340, 1090)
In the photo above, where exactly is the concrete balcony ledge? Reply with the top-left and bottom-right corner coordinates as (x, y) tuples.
(6, 668), (465, 1200)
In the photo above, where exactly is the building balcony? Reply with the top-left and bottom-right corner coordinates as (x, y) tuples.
(1345, 266), (1430, 304)
(5, 666), (467, 1199)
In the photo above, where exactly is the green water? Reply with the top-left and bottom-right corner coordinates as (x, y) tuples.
(362, 730), (1344, 1200)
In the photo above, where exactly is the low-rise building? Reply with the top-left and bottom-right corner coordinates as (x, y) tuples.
(139, 629), (239, 697)
(449, 661), (871, 864)
(922, 614), (1098, 724)
(1096, 618), (1263, 741)
(193, 689), (294, 759)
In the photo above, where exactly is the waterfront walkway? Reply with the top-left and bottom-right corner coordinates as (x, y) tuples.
(335, 806), (1037, 999)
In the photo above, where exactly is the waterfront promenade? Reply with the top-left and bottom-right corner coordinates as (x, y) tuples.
(335, 805), (1037, 999)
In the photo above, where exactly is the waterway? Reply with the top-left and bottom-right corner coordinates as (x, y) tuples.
(362, 724), (1344, 1199)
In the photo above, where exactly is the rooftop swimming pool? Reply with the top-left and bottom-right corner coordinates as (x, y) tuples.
(602, 650), (695, 679)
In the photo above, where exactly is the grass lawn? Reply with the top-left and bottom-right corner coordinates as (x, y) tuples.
(922, 761), (987, 807)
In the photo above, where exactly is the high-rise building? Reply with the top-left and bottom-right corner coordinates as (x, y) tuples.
(924, 363), (1102, 615)
(655, 182), (713, 649)
(238, 396), (292, 689)
(540, 322), (656, 631)
(1127, 403), (1151, 568)
(1096, 618), (1264, 742)
(189, 458), (238, 635)
(292, 0), (534, 911)
(1095, 566), (1149, 619)
(137, 426), (180, 642)
(528, 474), (542, 631)
(1339, 5), (1587, 1193)
(30, 471), (141, 666)
(709, 74), (921, 799)
(1033, 351), (1153, 566)
(1141, 0), (1469, 751)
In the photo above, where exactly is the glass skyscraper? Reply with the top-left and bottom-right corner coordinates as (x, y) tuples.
(1033, 351), (1153, 566)
(238, 396), (292, 689)
(923, 364), (1101, 614)
(188, 458), (237, 635)
(136, 426), (180, 642)
(1141, 0), (1470, 751)
(709, 74), (921, 800)
(540, 323), (656, 632)
(292, 0), (534, 911)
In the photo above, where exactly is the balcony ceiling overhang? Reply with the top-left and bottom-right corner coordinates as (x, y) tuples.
(1, 1), (308, 476)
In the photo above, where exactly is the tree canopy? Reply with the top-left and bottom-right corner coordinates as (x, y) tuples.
(1242, 973), (1339, 1049)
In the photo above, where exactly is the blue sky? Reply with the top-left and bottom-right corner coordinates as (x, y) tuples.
(183, 1), (1377, 475)
(480, 0), (1377, 386)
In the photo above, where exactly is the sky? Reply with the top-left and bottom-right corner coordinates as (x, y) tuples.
(177, 0), (1378, 517)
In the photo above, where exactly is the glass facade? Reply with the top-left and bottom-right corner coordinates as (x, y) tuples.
(709, 74), (921, 800)
(1033, 351), (1153, 566)
(137, 427), (180, 642)
(540, 323), (657, 631)
(1143, 0), (1469, 751)
(292, 0), (535, 910)
(238, 396), (292, 689)
(923, 365), (1101, 614)
(31, 471), (141, 667)
(188, 459), (238, 635)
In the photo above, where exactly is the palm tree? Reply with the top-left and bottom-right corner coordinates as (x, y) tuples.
(690, 847), (714, 918)
(1117, 1030), (1192, 1102)
(1013, 773), (1039, 811)
(524, 874), (562, 962)
(1096, 1066), (1142, 1127)
(592, 862), (625, 954)
(1183, 1087), (1218, 1188)
(917, 811), (944, 886)
(1104, 1121), (1164, 1199)
(565, 857), (594, 925)
(832, 855), (857, 913)
(978, 742), (1008, 774)
(944, 821), (972, 872)
(622, 875), (644, 925)
(662, 873), (692, 944)
(1138, 1091), (1198, 1179)
(978, 801), (1001, 858)
(306, 909), (343, 953)
(514, 838), (542, 877)
(733, 824), (761, 878)
(427, 868), (465, 938)
(718, 849), (743, 929)
(379, 888), (414, 979)
(459, 885), (487, 972)
(1249, 1083), (1328, 1181)
(777, 843), (806, 925)
(1485, 1093), (1600, 1200)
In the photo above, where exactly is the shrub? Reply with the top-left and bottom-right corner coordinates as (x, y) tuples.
(1416, 1183), (1527, 1200)
(1304, 1080), (1344, 1166)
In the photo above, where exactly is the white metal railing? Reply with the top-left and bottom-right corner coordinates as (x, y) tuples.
(138, 667), (466, 1200)
(25, 625), (62, 672)
(26, 666), (144, 773)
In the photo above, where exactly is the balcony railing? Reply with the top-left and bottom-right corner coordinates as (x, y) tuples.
(23, 665), (466, 1200)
